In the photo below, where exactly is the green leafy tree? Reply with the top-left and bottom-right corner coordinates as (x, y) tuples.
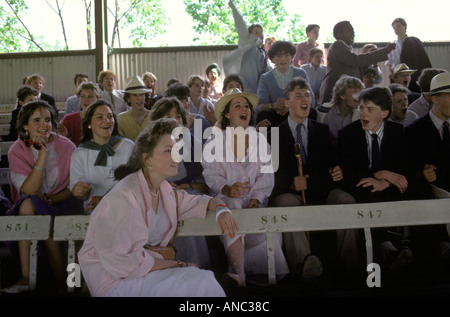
(184, 0), (307, 45)
(0, 0), (45, 52)
(285, 13), (307, 43)
(0, 0), (85, 52)
(0, 0), (169, 52)
(108, 0), (169, 48)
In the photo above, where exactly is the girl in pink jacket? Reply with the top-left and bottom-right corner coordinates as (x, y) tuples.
(78, 118), (242, 297)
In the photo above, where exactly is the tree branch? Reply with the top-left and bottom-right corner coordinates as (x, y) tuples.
(83, 0), (92, 49)
(4, 0), (45, 51)
(45, 0), (69, 50)
(55, 0), (69, 50)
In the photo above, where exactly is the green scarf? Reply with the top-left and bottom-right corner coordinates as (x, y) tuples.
(79, 135), (123, 166)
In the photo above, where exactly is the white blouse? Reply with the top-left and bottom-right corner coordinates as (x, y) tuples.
(69, 138), (135, 210)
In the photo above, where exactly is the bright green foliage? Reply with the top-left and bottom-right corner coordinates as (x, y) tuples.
(112, 0), (169, 48)
(0, 0), (311, 52)
(0, 0), (31, 52)
(184, 0), (308, 45)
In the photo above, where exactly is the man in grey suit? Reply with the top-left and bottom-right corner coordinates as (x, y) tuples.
(318, 21), (396, 105)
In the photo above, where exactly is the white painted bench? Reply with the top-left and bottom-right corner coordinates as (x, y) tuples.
(0, 125), (10, 137)
(52, 198), (450, 287)
(0, 215), (52, 292)
(0, 141), (14, 156)
(0, 103), (65, 113)
(53, 215), (90, 292)
(0, 105), (15, 113)
(0, 114), (11, 125)
(0, 168), (9, 186)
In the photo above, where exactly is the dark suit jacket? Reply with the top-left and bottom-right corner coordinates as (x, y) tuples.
(318, 40), (391, 104)
(268, 118), (337, 205)
(401, 36), (432, 94)
(405, 113), (450, 193)
(40, 92), (59, 119)
(337, 120), (406, 202)
(256, 107), (317, 130)
(4, 107), (20, 141)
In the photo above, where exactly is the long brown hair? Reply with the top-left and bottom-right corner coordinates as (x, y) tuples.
(114, 118), (178, 180)
(16, 100), (57, 139)
(80, 99), (120, 144)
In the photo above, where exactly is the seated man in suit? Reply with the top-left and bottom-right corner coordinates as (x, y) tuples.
(337, 86), (413, 275)
(25, 73), (59, 120)
(98, 70), (128, 115)
(268, 77), (348, 281)
(404, 72), (450, 267)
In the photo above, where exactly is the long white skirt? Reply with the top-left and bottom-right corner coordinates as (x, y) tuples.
(104, 267), (226, 297)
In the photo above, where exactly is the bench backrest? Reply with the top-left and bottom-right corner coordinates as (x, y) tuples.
(0, 215), (52, 291)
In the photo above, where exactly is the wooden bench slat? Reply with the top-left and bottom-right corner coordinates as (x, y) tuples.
(0, 215), (52, 291)
(177, 199), (450, 236)
(0, 103), (65, 113)
(51, 199), (450, 287)
(53, 215), (90, 241)
(0, 168), (9, 186)
(0, 141), (14, 155)
(0, 215), (52, 241)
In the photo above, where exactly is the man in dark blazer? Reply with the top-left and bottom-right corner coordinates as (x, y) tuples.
(386, 18), (432, 94)
(318, 21), (396, 105)
(269, 77), (345, 280)
(26, 73), (59, 120)
(337, 86), (413, 275)
(404, 72), (450, 266)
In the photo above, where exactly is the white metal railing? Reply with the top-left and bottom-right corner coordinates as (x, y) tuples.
(51, 198), (450, 288)
(0, 215), (52, 292)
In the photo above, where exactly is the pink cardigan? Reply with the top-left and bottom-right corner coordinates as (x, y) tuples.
(7, 132), (75, 203)
(78, 169), (212, 297)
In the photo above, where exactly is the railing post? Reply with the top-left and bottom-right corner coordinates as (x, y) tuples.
(265, 231), (276, 285)
(364, 228), (373, 272)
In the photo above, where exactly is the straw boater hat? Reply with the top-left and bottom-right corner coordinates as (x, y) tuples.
(424, 72), (450, 95)
(389, 63), (416, 80)
(123, 76), (152, 94)
(214, 88), (259, 122)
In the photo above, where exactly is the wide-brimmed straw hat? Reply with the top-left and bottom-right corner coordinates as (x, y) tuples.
(424, 72), (450, 95)
(123, 76), (152, 94)
(389, 63), (416, 80)
(214, 88), (259, 122)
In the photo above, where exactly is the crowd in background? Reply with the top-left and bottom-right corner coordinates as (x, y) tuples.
(0, 1), (449, 297)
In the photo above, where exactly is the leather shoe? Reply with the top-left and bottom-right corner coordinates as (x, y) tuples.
(389, 247), (413, 275)
(1, 284), (30, 294)
(301, 254), (323, 281)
